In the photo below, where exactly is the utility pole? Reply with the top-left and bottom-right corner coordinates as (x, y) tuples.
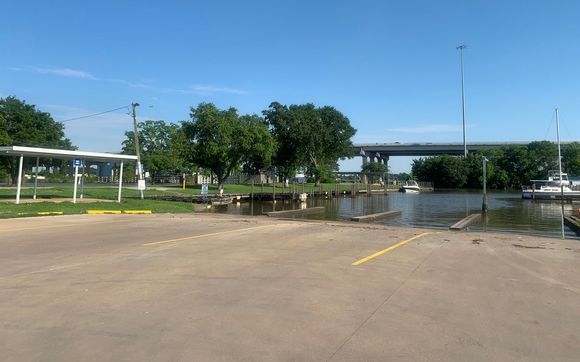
(131, 102), (144, 199)
(457, 44), (467, 157)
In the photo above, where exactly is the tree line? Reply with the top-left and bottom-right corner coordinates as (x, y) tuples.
(4, 96), (580, 191)
(122, 102), (356, 191)
(411, 141), (580, 189)
(1, 97), (357, 189)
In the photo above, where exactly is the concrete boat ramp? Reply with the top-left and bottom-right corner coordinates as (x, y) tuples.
(1, 213), (579, 361)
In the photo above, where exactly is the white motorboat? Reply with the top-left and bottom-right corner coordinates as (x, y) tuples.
(400, 180), (421, 193)
(522, 172), (580, 200)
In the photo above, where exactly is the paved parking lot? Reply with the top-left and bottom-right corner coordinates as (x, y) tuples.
(1, 213), (579, 361)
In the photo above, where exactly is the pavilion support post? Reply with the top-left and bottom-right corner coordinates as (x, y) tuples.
(16, 154), (24, 204)
(117, 161), (124, 203)
(33, 157), (39, 199)
(73, 165), (79, 204)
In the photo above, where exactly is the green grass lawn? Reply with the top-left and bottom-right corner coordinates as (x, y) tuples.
(0, 182), (395, 219)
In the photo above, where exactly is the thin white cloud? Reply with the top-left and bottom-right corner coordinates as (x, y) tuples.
(189, 84), (247, 95)
(387, 124), (461, 134)
(19, 66), (99, 80)
(11, 65), (248, 96)
(106, 78), (152, 89)
(160, 84), (248, 96)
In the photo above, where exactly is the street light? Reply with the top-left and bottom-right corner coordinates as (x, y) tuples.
(482, 156), (488, 212)
(456, 44), (467, 157)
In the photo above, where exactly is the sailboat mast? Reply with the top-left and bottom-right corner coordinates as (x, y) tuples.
(556, 108), (562, 179)
(555, 108), (565, 239)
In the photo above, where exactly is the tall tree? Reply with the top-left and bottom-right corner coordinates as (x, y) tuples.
(527, 141), (557, 179)
(361, 162), (388, 184)
(181, 103), (275, 192)
(412, 155), (467, 188)
(122, 120), (185, 179)
(238, 114), (276, 176)
(0, 96), (75, 183)
(264, 102), (356, 184)
(563, 142), (580, 175)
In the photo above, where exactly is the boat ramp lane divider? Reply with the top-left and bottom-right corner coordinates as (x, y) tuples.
(350, 210), (401, 222)
(86, 210), (152, 215)
(564, 215), (580, 235)
(449, 213), (482, 231)
(264, 206), (326, 217)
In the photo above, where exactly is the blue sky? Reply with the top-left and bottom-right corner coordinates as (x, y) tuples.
(2, 0), (580, 172)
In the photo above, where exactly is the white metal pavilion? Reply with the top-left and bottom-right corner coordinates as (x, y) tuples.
(0, 146), (138, 204)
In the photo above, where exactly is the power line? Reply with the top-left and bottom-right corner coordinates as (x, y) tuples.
(59, 105), (130, 123)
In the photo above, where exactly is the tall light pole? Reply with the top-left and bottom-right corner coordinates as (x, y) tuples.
(131, 102), (144, 200)
(456, 44), (467, 157)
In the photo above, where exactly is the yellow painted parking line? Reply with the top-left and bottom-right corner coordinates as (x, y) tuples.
(143, 224), (281, 246)
(123, 210), (152, 214)
(87, 210), (122, 215)
(352, 232), (436, 266)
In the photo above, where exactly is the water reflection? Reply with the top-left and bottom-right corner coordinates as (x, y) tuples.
(213, 191), (579, 240)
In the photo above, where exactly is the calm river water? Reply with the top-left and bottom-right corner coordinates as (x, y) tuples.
(215, 191), (580, 240)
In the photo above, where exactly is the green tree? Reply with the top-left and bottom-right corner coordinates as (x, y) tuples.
(527, 141), (557, 180)
(563, 142), (580, 175)
(264, 102), (356, 184)
(122, 120), (185, 180)
(238, 115), (276, 176)
(0, 96), (75, 183)
(412, 155), (468, 188)
(181, 103), (275, 192)
(361, 162), (387, 184)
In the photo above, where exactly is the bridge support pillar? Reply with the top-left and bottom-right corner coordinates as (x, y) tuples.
(384, 156), (390, 194)
(361, 155), (368, 184)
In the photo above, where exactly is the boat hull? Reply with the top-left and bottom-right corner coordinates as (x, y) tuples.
(400, 186), (420, 193)
(522, 190), (580, 201)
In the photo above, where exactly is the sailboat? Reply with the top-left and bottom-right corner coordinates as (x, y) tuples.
(521, 109), (580, 201)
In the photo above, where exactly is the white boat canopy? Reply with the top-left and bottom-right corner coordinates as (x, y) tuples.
(0, 145), (138, 204)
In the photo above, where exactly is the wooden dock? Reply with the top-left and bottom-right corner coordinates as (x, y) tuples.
(350, 210), (401, 222)
(449, 213), (482, 231)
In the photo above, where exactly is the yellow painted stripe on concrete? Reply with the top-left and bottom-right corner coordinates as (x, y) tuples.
(143, 224), (279, 246)
(87, 210), (122, 215)
(37, 212), (64, 215)
(123, 210), (152, 214)
(352, 232), (435, 266)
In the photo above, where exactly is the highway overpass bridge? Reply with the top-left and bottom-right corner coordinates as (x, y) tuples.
(353, 141), (567, 168)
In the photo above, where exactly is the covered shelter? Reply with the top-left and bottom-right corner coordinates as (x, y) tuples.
(0, 146), (138, 204)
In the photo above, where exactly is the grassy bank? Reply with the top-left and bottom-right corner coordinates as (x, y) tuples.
(0, 182), (395, 219)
